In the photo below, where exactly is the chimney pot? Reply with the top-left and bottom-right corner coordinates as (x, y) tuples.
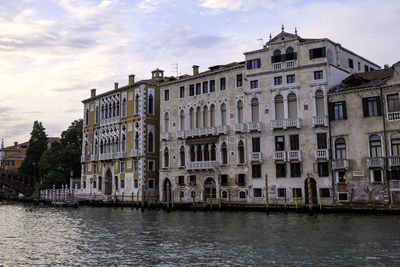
(129, 74), (135, 85)
(90, 88), (96, 97)
(114, 82), (118, 89)
(192, 65), (199, 76)
(384, 64), (389, 69)
(14, 142), (18, 146)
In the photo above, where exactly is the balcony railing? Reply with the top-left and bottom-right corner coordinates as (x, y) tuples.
(286, 60), (295, 68)
(273, 63), (282, 70)
(100, 116), (119, 126)
(186, 161), (219, 171)
(131, 150), (141, 158)
(161, 132), (170, 141)
(90, 154), (98, 161)
(273, 151), (286, 161)
(217, 125), (229, 135)
(248, 121), (261, 132)
(115, 151), (126, 158)
(315, 149), (329, 160)
(205, 127), (217, 136)
(176, 130), (186, 139)
(388, 111), (400, 121)
(389, 156), (400, 167)
(186, 128), (200, 138)
(99, 153), (113, 161)
(250, 152), (262, 162)
(234, 123), (247, 133)
(332, 159), (349, 170)
(367, 157), (385, 168)
(81, 155), (87, 162)
(312, 116), (328, 127)
(271, 118), (301, 129)
(288, 150), (302, 161)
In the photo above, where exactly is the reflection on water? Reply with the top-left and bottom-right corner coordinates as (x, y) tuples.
(0, 202), (400, 266)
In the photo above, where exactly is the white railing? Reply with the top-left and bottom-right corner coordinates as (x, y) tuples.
(288, 150), (302, 161)
(273, 151), (286, 161)
(161, 132), (170, 141)
(286, 61), (295, 68)
(273, 63), (282, 70)
(367, 157), (385, 168)
(199, 128), (207, 136)
(234, 123), (247, 133)
(186, 161), (219, 170)
(315, 149), (329, 160)
(99, 153), (113, 161)
(100, 116), (119, 126)
(332, 159), (349, 170)
(250, 152), (262, 162)
(312, 116), (328, 127)
(248, 121), (261, 132)
(90, 154), (98, 161)
(271, 118), (301, 129)
(131, 149), (141, 157)
(217, 125), (229, 135)
(115, 151), (126, 158)
(81, 155), (87, 162)
(388, 111), (400, 121)
(186, 128), (200, 138)
(389, 156), (400, 167)
(205, 127), (217, 136)
(176, 131), (186, 139)
(271, 120), (284, 129)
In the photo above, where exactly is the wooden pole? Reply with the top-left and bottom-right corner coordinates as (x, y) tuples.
(218, 189), (222, 211)
(166, 181), (170, 212)
(307, 173), (313, 215)
(192, 193), (196, 212)
(141, 183), (145, 212)
(294, 188), (298, 212)
(210, 187), (213, 211)
(319, 188), (322, 211)
(228, 189), (231, 211)
(121, 192), (124, 209)
(131, 191), (134, 210)
(265, 174), (269, 215)
(136, 190), (139, 210)
(284, 188), (287, 214)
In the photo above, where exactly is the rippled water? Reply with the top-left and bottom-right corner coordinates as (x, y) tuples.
(1, 202), (400, 266)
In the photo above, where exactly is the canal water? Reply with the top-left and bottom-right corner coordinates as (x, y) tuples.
(0, 203), (399, 266)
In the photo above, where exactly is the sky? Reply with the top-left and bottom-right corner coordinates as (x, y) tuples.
(1, 0), (400, 146)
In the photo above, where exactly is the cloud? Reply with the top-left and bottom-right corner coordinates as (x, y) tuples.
(199, 0), (274, 11)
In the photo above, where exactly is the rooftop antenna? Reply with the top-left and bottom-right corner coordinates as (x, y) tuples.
(171, 63), (178, 78)
(269, 33), (272, 41)
(257, 37), (263, 47)
(1, 138), (3, 149)
(281, 24), (284, 32)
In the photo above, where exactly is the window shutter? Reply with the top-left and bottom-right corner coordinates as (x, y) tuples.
(309, 49), (314, 60)
(328, 102), (335, 121)
(342, 101), (347, 119)
(271, 56), (275, 64)
(376, 96), (382, 116)
(321, 47), (326, 57)
(257, 58), (261, 68)
(362, 98), (368, 117)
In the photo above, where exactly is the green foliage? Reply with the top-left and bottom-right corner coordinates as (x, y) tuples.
(60, 119), (83, 179)
(39, 142), (65, 188)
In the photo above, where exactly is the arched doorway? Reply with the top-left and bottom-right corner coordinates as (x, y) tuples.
(204, 177), (216, 200)
(163, 178), (171, 203)
(105, 169), (112, 195)
(304, 177), (318, 205)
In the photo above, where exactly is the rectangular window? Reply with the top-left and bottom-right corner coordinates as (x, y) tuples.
(362, 97), (381, 117)
(292, 188), (302, 198)
(320, 188), (330, 198)
(179, 86), (185, 98)
(287, 74), (295, 84)
(275, 136), (285, 151)
(314, 70), (323, 80)
(120, 179), (125, 189)
(348, 58), (354, 69)
(337, 171), (346, 183)
(372, 169), (382, 183)
(250, 80), (258, 89)
(365, 65), (369, 72)
(202, 81), (208, 94)
(253, 188), (262, 197)
(120, 161), (125, 173)
(148, 160), (154, 171)
(134, 179), (138, 188)
(83, 181), (86, 189)
(134, 161), (139, 172)
(195, 83), (201, 95)
(277, 188), (286, 198)
(387, 93), (400, 113)
(274, 76), (282, 85)
(93, 180), (97, 189)
(252, 137), (260, 152)
(290, 135), (299, 150)
(220, 78), (226, 91)
(221, 174), (228, 186)
(148, 179), (154, 189)
(276, 163), (286, 177)
(238, 174), (245, 186)
(290, 163), (301, 177)
(329, 101), (347, 120)
(236, 74), (243, 87)
(178, 176), (185, 186)
(309, 47), (326, 59)
(190, 175), (196, 186)
(358, 62), (361, 71)
(189, 84), (195, 96)
(317, 133), (327, 149)
(318, 162), (329, 177)
(210, 80), (215, 92)
(247, 58), (261, 69)
(338, 192), (348, 202)
(94, 164), (97, 174)
(164, 89), (169, 101)
(252, 164), (261, 179)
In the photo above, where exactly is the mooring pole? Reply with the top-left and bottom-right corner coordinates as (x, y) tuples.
(166, 181), (170, 212)
(228, 189), (231, 211)
(284, 188), (287, 214)
(192, 194), (196, 212)
(121, 192), (124, 210)
(319, 188), (322, 211)
(210, 187), (213, 211)
(307, 172), (313, 216)
(294, 188), (298, 212)
(131, 191), (134, 210)
(141, 184), (145, 212)
(265, 174), (269, 215)
(136, 190), (139, 211)
(218, 189), (222, 211)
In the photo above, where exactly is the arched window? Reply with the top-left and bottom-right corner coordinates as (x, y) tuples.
(85, 109), (89, 125)
(116, 101), (120, 116)
(273, 49), (282, 63)
(180, 110), (185, 131)
(121, 134), (126, 152)
(238, 140), (245, 164)
(203, 106), (209, 128)
(210, 105), (215, 127)
(221, 142), (228, 164)
(94, 139), (98, 155)
(108, 103), (112, 118)
(105, 104), (108, 118)
(190, 146), (195, 162)
(274, 95), (284, 120)
(197, 145), (203, 161)
(288, 93), (298, 119)
(148, 132), (153, 152)
(95, 106), (99, 123)
(392, 136), (400, 156)
(251, 98), (259, 122)
(180, 146), (185, 167)
(148, 94), (154, 114)
(189, 108), (194, 129)
(164, 147), (169, 168)
(315, 90), (324, 117)
(135, 94), (139, 114)
(286, 47), (295, 61)
(98, 176), (102, 191)
(370, 135), (382, 157)
(114, 176), (118, 191)
(204, 145), (210, 161)
(100, 139), (104, 154)
(101, 104), (104, 120)
(335, 138), (346, 159)
(115, 137), (119, 152)
(84, 141), (88, 155)
(221, 103), (227, 125)
(211, 144), (216, 161)
(112, 102), (116, 117)
(164, 112), (169, 133)
(196, 107), (201, 128)
(237, 100), (243, 123)
(135, 132), (139, 150)
(122, 98), (126, 117)
(111, 137), (115, 153)
(222, 191), (227, 198)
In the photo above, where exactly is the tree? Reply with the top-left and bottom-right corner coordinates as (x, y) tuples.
(39, 142), (65, 188)
(21, 121), (48, 179)
(61, 119), (82, 179)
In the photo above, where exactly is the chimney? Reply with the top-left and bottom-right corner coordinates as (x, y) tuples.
(384, 64), (389, 69)
(192, 65), (199, 76)
(14, 141), (18, 146)
(90, 88), (96, 97)
(114, 82), (119, 89)
(129, 74), (135, 85)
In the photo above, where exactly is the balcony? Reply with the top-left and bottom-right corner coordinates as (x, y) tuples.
(90, 154), (99, 161)
(367, 157), (385, 168)
(176, 131), (186, 139)
(205, 127), (217, 136)
(186, 161), (219, 171)
(217, 125), (229, 135)
(389, 156), (400, 167)
(271, 118), (301, 129)
(99, 153), (113, 161)
(250, 152), (262, 162)
(161, 132), (170, 141)
(248, 121), (261, 132)
(115, 151), (126, 158)
(273, 63), (282, 70)
(81, 155), (87, 162)
(100, 116), (119, 126)
(186, 129), (200, 138)
(234, 123), (247, 133)
(286, 60), (295, 68)
(312, 116), (328, 127)
(273, 151), (286, 161)
(131, 150), (141, 158)
(315, 149), (329, 160)
(388, 111), (400, 121)
(332, 159), (349, 170)
(288, 150), (302, 161)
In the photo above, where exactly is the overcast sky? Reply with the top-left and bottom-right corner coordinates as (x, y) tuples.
(0, 0), (399, 146)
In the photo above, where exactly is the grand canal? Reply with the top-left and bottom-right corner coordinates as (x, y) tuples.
(0, 202), (399, 266)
